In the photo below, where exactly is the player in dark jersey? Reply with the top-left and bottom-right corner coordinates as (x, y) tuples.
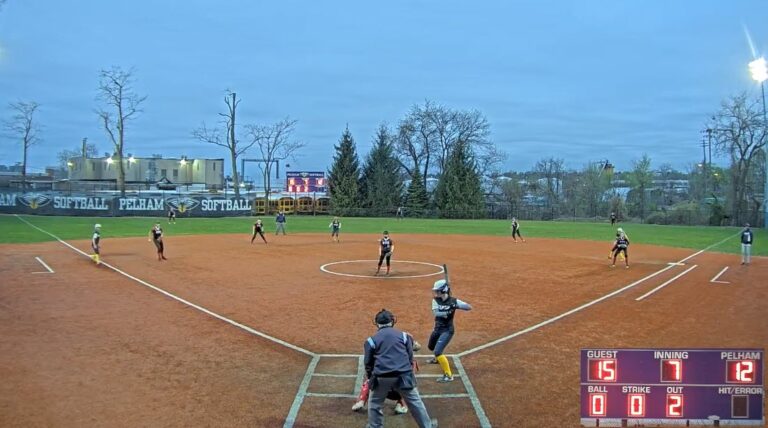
(168, 207), (176, 224)
(427, 279), (472, 382)
(610, 229), (630, 268)
(148, 223), (167, 261)
(329, 217), (341, 242)
(510, 217), (525, 242)
(91, 223), (101, 265)
(251, 218), (267, 244)
(608, 227), (627, 263)
(375, 231), (394, 275)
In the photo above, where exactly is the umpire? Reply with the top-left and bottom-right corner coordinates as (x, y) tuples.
(364, 309), (438, 428)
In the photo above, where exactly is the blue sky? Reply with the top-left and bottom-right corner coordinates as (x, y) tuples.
(1, 1), (766, 179)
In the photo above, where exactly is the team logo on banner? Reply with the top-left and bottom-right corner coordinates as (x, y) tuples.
(17, 193), (52, 209)
(166, 196), (199, 213)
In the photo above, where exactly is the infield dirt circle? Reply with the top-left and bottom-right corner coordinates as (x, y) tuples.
(1, 231), (766, 427)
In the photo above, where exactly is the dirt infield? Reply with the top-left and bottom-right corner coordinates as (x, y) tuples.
(1, 230), (766, 427)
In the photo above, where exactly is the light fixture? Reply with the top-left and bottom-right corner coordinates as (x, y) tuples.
(180, 156), (188, 166)
(749, 57), (768, 83)
(105, 157), (114, 165)
(67, 161), (74, 168)
(128, 154), (136, 163)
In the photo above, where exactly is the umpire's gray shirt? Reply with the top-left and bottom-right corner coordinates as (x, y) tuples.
(364, 327), (414, 377)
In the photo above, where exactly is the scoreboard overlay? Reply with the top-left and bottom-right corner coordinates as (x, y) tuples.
(580, 348), (764, 426)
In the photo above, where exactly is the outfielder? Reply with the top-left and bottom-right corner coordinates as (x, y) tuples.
(91, 223), (101, 265)
(168, 207), (176, 224)
(428, 279), (472, 383)
(741, 223), (753, 265)
(375, 231), (394, 275)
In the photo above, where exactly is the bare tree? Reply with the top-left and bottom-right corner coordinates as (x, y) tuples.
(709, 93), (767, 225)
(57, 141), (98, 170)
(627, 154), (654, 221)
(192, 91), (253, 197)
(5, 101), (41, 190)
(244, 118), (303, 197)
(394, 102), (437, 189)
(395, 100), (502, 189)
(96, 66), (146, 196)
(534, 157), (565, 208)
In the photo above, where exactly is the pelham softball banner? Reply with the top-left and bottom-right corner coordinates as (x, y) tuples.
(0, 192), (254, 217)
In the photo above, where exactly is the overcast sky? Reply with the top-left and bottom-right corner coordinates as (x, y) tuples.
(1, 0), (767, 179)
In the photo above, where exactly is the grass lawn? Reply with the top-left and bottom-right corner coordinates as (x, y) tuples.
(0, 214), (763, 256)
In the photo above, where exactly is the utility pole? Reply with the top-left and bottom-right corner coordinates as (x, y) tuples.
(700, 135), (708, 198)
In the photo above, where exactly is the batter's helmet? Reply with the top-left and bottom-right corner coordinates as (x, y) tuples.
(432, 279), (450, 294)
(374, 308), (396, 328)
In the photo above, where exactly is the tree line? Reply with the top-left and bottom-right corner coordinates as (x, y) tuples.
(4, 65), (766, 225)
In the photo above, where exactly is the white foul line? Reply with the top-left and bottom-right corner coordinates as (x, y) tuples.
(635, 265), (698, 301)
(453, 356), (492, 428)
(710, 266), (730, 284)
(33, 256), (54, 273)
(457, 232), (739, 357)
(14, 215), (314, 357)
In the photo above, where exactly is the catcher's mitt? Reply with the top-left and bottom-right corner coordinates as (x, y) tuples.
(413, 341), (422, 352)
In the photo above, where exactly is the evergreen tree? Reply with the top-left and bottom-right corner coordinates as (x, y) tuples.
(435, 141), (485, 218)
(328, 126), (361, 215)
(405, 167), (429, 217)
(359, 125), (403, 216)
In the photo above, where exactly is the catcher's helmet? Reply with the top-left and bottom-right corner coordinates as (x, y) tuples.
(432, 279), (450, 294)
(374, 308), (396, 327)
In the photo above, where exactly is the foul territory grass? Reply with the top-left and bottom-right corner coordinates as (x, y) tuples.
(0, 214), (764, 256)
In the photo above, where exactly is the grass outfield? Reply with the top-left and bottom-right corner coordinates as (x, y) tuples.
(0, 214), (764, 256)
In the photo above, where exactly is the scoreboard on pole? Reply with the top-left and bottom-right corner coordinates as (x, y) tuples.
(581, 349), (764, 426)
(285, 171), (326, 193)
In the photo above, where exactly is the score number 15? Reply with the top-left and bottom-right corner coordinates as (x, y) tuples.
(588, 359), (617, 382)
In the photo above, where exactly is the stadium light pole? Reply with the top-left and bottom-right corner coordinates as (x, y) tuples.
(748, 57), (768, 228)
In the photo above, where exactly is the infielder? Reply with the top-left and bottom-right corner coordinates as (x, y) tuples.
(610, 229), (630, 268)
(329, 217), (341, 242)
(251, 218), (268, 244)
(148, 223), (168, 261)
(91, 223), (101, 265)
(375, 231), (394, 275)
(428, 279), (472, 383)
(511, 217), (525, 242)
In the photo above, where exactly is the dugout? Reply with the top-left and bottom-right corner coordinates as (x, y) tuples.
(297, 196), (314, 214)
(315, 196), (330, 214)
(278, 196), (295, 214)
